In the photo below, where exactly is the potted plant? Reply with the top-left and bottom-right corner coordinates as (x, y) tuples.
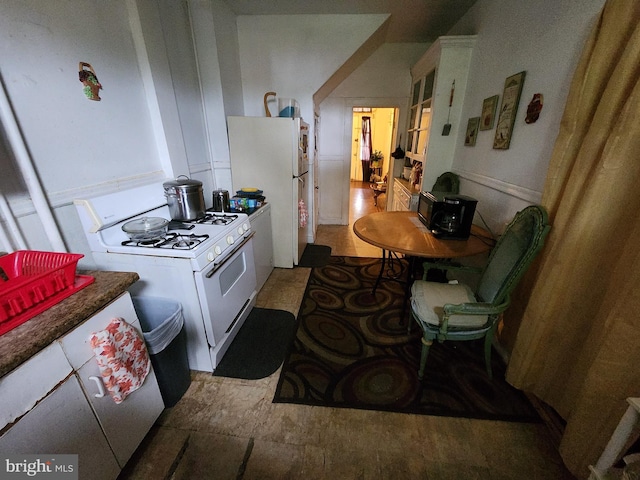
(370, 150), (384, 168)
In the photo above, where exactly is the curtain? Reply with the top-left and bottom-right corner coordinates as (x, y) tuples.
(360, 116), (372, 182)
(504, 1), (640, 477)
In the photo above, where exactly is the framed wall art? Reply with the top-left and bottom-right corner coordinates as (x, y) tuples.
(493, 71), (526, 149)
(479, 95), (498, 131)
(464, 117), (480, 146)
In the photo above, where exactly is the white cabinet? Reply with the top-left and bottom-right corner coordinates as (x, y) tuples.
(77, 353), (163, 467)
(392, 180), (419, 212)
(60, 292), (164, 468)
(404, 36), (476, 191)
(0, 375), (121, 480)
(0, 341), (72, 430)
(60, 292), (140, 370)
(249, 203), (274, 292)
(0, 292), (164, 478)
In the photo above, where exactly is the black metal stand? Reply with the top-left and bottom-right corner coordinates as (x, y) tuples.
(372, 250), (417, 324)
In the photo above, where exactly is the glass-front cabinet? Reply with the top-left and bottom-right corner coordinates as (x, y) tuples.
(394, 35), (476, 199)
(407, 71), (435, 164)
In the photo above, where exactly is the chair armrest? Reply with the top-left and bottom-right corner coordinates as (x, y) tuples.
(443, 299), (510, 316)
(437, 299), (510, 337)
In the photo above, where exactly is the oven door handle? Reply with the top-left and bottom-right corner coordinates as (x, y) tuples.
(206, 232), (255, 278)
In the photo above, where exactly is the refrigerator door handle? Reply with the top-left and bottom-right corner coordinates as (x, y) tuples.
(294, 170), (308, 187)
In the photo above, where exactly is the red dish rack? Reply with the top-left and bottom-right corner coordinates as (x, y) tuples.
(0, 251), (95, 336)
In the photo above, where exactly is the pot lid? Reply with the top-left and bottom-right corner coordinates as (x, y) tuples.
(122, 216), (169, 233)
(163, 176), (203, 189)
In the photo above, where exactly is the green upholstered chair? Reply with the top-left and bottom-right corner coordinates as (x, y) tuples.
(409, 205), (550, 379)
(431, 172), (460, 194)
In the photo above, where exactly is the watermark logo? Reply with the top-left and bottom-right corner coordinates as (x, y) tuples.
(1, 455), (77, 479)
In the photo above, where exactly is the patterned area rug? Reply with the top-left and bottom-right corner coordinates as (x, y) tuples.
(273, 256), (540, 422)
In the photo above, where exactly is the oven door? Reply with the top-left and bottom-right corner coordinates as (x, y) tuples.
(194, 236), (257, 346)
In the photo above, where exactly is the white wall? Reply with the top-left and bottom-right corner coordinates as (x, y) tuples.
(236, 14), (387, 128)
(0, 0), (220, 262)
(0, 0), (165, 259)
(235, 13), (394, 228)
(318, 43), (428, 224)
(0, 1), (160, 197)
(312, 1), (606, 228)
(446, 0), (606, 231)
(157, 0), (213, 192)
(210, 0), (245, 118)
(188, 0), (239, 193)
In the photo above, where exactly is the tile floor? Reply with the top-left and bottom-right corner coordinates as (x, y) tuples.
(118, 183), (575, 479)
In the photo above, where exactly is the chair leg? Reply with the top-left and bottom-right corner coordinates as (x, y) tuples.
(418, 338), (433, 379)
(483, 333), (493, 380)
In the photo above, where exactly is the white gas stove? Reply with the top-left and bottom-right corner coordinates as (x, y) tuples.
(76, 183), (252, 270)
(74, 182), (257, 372)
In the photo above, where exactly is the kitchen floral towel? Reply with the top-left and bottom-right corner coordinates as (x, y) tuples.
(298, 199), (308, 228)
(90, 318), (150, 404)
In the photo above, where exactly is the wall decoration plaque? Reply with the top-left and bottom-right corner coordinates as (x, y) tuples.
(480, 95), (499, 131)
(493, 71), (526, 149)
(464, 117), (480, 146)
(78, 62), (102, 101)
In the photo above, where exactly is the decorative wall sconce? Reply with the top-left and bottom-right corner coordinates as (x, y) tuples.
(78, 62), (102, 101)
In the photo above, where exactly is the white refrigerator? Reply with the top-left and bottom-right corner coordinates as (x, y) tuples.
(228, 116), (310, 268)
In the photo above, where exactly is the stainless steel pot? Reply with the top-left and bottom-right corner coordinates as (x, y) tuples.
(122, 217), (169, 241)
(212, 189), (230, 212)
(163, 176), (205, 221)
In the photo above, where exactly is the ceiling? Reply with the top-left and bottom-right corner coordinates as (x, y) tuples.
(222, 0), (478, 43)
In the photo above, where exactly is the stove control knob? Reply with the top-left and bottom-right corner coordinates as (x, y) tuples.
(207, 245), (222, 262)
(237, 225), (244, 235)
(226, 235), (235, 245)
(243, 223), (249, 232)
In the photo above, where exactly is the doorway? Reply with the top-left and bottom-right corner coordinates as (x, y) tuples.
(349, 107), (396, 214)
(350, 107), (395, 183)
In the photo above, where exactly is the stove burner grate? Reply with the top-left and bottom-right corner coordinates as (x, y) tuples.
(195, 212), (239, 226)
(122, 232), (209, 249)
(173, 237), (199, 249)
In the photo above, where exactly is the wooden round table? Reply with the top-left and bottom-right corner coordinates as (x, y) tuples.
(353, 211), (494, 321)
(353, 211), (493, 259)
